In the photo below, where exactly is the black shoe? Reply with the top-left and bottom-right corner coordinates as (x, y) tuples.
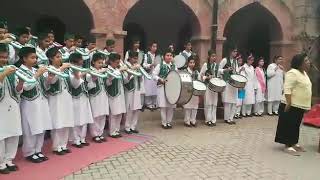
(116, 133), (122, 138)
(161, 125), (169, 129)
(125, 130), (133, 134)
(72, 144), (83, 148)
(205, 122), (212, 126)
(37, 153), (49, 161)
(224, 120), (228, 123)
(212, 123), (216, 126)
(99, 136), (107, 142)
(190, 122), (197, 127)
(273, 112), (279, 116)
(184, 123), (192, 127)
(92, 136), (103, 143)
(0, 167), (10, 174)
(6, 164), (18, 172)
(63, 149), (72, 153)
(231, 121), (236, 125)
(53, 150), (66, 156)
(247, 114), (253, 117)
(130, 129), (139, 134)
(268, 113), (273, 116)
(226, 121), (233, 125)
(81, 142), (90, 146)
(109, 135), (118, 138)
(26, 154), (42, 163)
(167, 123), (172, 129)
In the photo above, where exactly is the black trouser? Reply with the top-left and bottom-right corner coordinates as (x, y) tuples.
(275, 103), (305, 146)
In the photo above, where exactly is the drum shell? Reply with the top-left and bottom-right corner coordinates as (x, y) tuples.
(208, 78), (226, 93)
(228, 75), (247, 89)
(193, 81), (206, 96)
(165, 71), (193, 105)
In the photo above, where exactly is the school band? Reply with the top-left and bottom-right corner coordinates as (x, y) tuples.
(0, 20), (285, 174)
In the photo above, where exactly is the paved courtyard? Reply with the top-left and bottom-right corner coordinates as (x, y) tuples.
(64, 110), (320, 180)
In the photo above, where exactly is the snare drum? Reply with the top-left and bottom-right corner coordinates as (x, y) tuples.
(173, 55), (187, 69)
(208, 78), (227, 92)
(165, 71), (193, 105)
(193, 81), (206, 96)
(229, 74), (247, 88)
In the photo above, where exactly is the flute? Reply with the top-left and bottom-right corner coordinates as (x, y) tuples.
(0, 65), (37, 83)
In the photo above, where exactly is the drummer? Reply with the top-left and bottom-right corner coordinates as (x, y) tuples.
(219, 47), (240, 125)
(153, 49), (177, 129)
(183, 55), (201, 127)
(200, 50), (219, 127)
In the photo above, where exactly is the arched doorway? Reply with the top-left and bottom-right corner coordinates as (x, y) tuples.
(123, 0), (201, 53)
(0, 0), (94, 44)
(123, 23), (147, 53)
(222, 2), (283, 63)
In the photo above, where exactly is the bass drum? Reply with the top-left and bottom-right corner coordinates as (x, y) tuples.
(173, 55), (187, 69)
(165, 71), (193, 105)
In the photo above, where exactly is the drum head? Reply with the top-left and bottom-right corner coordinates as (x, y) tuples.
(231, 74), (247, 83)
(193, 81), (206, 91)
(210, 78), (227, 86)
(165, 71), (181, 105)
(174, 55), (186, 69)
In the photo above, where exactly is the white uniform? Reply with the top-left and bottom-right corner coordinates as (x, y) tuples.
(69, 72), (94, 145)
(143, 52), (157, 108)
(20, 65), (52, 157)
(153, 62), (177, 126)
(106, 66), (127, 136)
(200, 63), (219, 123)
(0, 74), (22, 169)
(266, 63), (284, 114)
(241, 63), (256, 116)
(183, 68), (200, 125)
(36, 46), (48, 65)
(86, 69), (109, 138)
(219, 58), (239, 122)
(179, 50), (192, 58)
(7, 44), (17, 65)
(254, 67), (266, 115)
(124, 62), (143, 131)
(45, 67), (74, 151)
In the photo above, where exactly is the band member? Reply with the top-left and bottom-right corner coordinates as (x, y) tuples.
(36, 33), (50, 65)
(46, 29), (63, 49)
(74, 34), (84, 48)
(0, 43), (23, 174)
(68, 53), (94, 148)
(153, 49), (177, 129)
(184, 55), (200, 127)
(106, 53), (127, 138)
(235, 55), (245, 119)
(124, 51), (143, 134)
(267, 56), (284, 115)
(179, 40), (193, 60)
(45, 47), (74, 155)
(168, 43), (176, 56)
(254, 57), (266, 116)
(143, 41), (158, 110)
(219, 47), (239, 124)
(61, 33), (75, 62)
(0, 21), (15, 66)
(19, 47), (52, 163)
(124, 38), (142, 63)
(200, 50), (219, 126)
(12, 27), (30, 66)
(241, 55), (256, 117)
(86, 53), (109, 143)
(104, 39), (116, 55)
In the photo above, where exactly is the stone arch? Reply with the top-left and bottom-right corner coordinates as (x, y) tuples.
(216, 0), (295, 62)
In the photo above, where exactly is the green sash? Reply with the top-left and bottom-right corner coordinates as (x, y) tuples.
(0, 73), (20, 102)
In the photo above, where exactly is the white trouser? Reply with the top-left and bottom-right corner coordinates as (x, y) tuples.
(22, 133), (45, 157)
(268, 101), (280, 114)
(0, 136), (19, 168)
(184, 109), (198, 124)
(224, 103), (237, 122)
(70, 125), (87, 144)
(160, 107), (174, 126)
(254, 102), (265, 114)
(109, 114), (123, 135)
(145, 96), (157, 106)
(90, 116), (106, 137)
(236, 106), (241, 115)
(125, 110), (140, 131)
(242, 104), (253, 116)
(204, 105), (217, 123)
(51, 127), (70, 151)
